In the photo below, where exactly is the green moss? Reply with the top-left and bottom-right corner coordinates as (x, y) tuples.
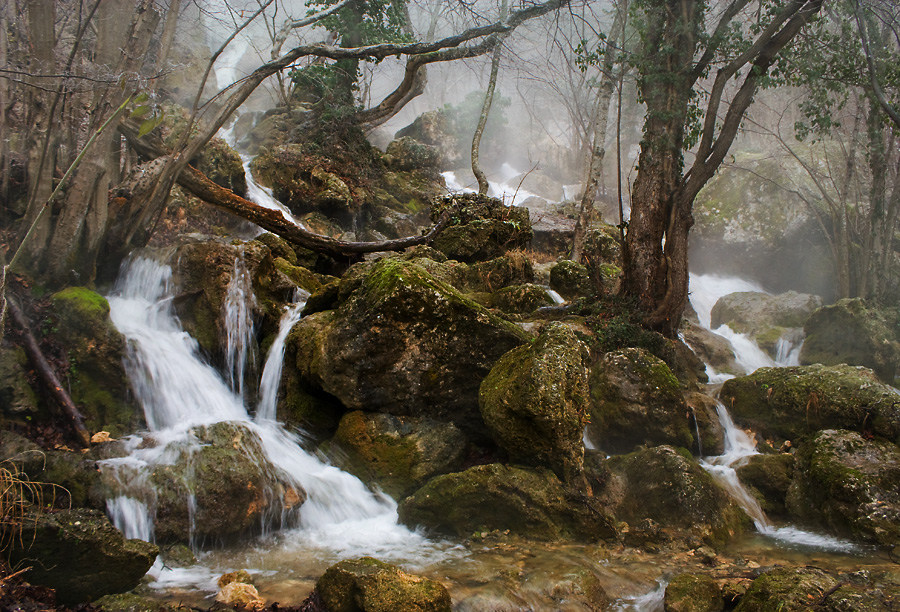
(735, 567), (838, 612)
(51, 287), (110, 321)
(735, 453), (794, 517)
(664, 573), (723, 612)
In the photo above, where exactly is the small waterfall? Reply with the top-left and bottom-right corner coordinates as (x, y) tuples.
(256, 291), (308, 423)
(700, 400), (859, 552)
(104, 255), (436, 560)
(223, 254), (257, 398)
(774, 332), (803, 367)
(545, 287), (566, 305)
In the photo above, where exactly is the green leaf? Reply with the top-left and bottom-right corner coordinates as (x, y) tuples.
(130, 105), (150, 119)
(138, 116), (163, 138)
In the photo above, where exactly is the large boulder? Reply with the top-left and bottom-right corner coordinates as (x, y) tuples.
(599, 446), (748, 546)
(49, 287), (141, 436)
(719, 364), (900, 444)
(322, 411), (468, 499)
(5, 508), (158, 604)
(588, 348), (694, 455)
(679, 322), (740, 377)
(734, 567), (839, 612)
(800, 298), (900, 383)
(549, 260), (594, 300)
(786, 429), (900, 547)
(397, 463), (617, 541)
(429, 193), (532, 263)
(314, 557), (451, 612)
(711, 290), (821, 359)
(385, 137), (442, 171)
(395, 109), (461, 167)
(149, 422), (304, 543)
(289, 258), (530, 439)
(664, 573), (724, 612)
(479, 322), (590, 484)
(735, 453), (795, 518)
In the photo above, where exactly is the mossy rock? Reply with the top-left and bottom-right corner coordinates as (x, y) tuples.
(680, 322), (740, 377)
(719, 364), (900, 444)
(664, 573), (724, 612)
(4, 508), (158, 605)
(0, 346), (39, 419)
(479, 322), (590, 485)
(465, 251), (534, 292)
(196, 136), (247, 197)
(397, 463), (617, 541)
(734, 567), (838, 612)
(429, 193), (532, 263)
(50, 287), (141, 436)
(315, 557), (451, 612)
(322, 411), (467, 499)
(288, 257), (530, 440)
(488, 283), (553, 314)
(785, 429), (900, 547)
(710, 291), (822, 334)
(735, 453), (794, 518)
(549, 260), (594, 300)
(150, 422), (305, 543)
(602, 446), (748, 546)
(385, 137), (442, 170)
(800, 298), (900, 384)
(588, 348), (694, 455)
(817, 582), (900, 612)
(684, 392), (726, 456)
(93, 592), (177, 611)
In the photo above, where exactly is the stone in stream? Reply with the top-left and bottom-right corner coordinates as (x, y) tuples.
(587, 348), (695, 455)
(313, 557), (451, 612)
(734, 453), (795, 518)
(4, 508), (158, 604)
(719, 364), (900, 444)
(479, 322), (591, 485)
(786, 429), (900, 547)
(397, 463), (617, 542)
(289, 257), (530, 441)
(663, 573), (724, 612)
(734, 567), (838, 612)
(800, 297), (900, 384)
(320, 410), (468, 499)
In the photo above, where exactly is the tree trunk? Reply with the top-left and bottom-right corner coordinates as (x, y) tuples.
(571, 6), (624, 263)
(472, 1), (508, 196)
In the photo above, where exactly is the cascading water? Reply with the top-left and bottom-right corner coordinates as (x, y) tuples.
(103, 255), (448, 577)
(223, 254), (257, 398)
(256, 290), (308, 423)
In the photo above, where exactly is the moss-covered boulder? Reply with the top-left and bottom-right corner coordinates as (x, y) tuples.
(385, 137), (442, 171)
(398, 463), (617, 541)
(395, 109), (461, 167)
(479, 323), (590, 484)
(735, 453), (794, 518)
(664, 573), (724, 612)
(588, 348), (694, 455)
(322, 411), (467, 499)
(800, 298), (900, 383)
(50, 287), (141, 436)
(150, 422), (304, 543)
(785, 429), (900, 547)
(315, 557), (451, 612)
(465, 251), (534, 292)
(549, 260), (594, 300)
(486, 283), (553, 314)
(0, 346), (39, 421)
(684, 392), (726, 457)
(680, 322), (740, 377)
(734, 567), (838, 612)
(289, 258), (530, 439)
(429, 193), (532, 263)
(600, 446), (747, 546)
(719, 365), (900, 444)
(4, 508), (158, 604)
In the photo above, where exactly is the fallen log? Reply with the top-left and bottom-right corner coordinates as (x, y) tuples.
(6, 297), (91, 448)
(118, 121), (453, 257)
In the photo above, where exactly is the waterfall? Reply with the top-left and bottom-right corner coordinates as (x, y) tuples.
(223, 254), (257, 398)
(104, 255), (438, 561)
(256, 291), (308, 422)
(700, 400), (859, 552)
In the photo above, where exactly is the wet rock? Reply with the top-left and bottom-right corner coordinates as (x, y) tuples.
(0, 346), (39, 421)
(719, 364), (900, 444)
(684, 393), (726, 456)
(711, 290), (822, 334)
(735, 453), (794, 518)
(395, 109), (461, 166)
(429, 193), (532, 263)
(93, 592), (178, 611)
(486, 283), (554, 314)
(398, 463), (617, 541)
(679, 322), (740, 377)
(549, 260), (594, 300)
(322, 411), (467, 499)
(6, 508), (158, 604)
(734, 567), (838, 611)
(786, 429), (900, 547)
(315, 557), (451, 612)
(196, 136), (247, 197)
(588, 348), (694, 455)
(50, 287), (141, 436)
(479, 323), (590, 484)
(664, 573), (724, 612)
(289, 258), (529, 439)
(465, 251), (534, 292)
(216, 582), (265, 610)
(800, 298), (900, 383)
(600, 446), (748, 546)
(151, 422), (305, 543)
(385, 137), (442, 170)
(818, 582), (900, 611)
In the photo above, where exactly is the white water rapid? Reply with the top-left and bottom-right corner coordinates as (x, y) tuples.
(103, 256), (450, 585)
(441, 165), (542, 206)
